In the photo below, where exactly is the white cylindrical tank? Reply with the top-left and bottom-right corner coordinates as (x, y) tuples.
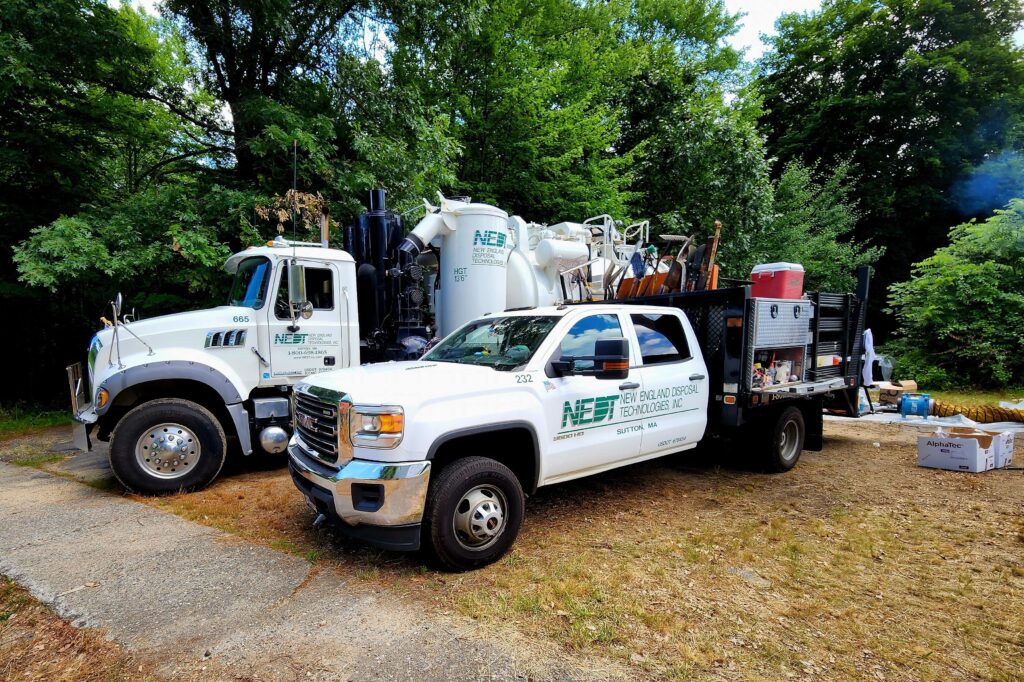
(535, 238), (590, 271)
(505, 248), (540, 310)
(436, 200), (511, 336)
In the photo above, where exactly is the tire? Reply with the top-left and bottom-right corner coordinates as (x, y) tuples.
(109, 398), (227, 494)
(763, 406), (805, 472)
(422, 457), (525, 572)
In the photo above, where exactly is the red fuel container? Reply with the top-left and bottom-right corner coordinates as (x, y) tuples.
(750, 262), (805, 299)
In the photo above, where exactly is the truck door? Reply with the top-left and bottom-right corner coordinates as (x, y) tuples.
(626, 312), (708, 455)
(267, 263), (346, 380)
(542, 312), (644, 482)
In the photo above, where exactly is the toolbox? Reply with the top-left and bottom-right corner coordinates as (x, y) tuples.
(750, 298), (814, 348)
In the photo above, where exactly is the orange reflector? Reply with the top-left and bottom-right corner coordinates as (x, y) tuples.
(723, 395), (737, 405)
(96, 388), (109, 409)
(751, 394), (760, 404)
(378, 413), (403, 434)
(603, 360), (629, 371)
(726, 317), (743, 328)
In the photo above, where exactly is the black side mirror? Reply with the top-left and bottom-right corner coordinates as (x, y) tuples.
(552, 337), (630, 380)
(593, 338), (629, 380)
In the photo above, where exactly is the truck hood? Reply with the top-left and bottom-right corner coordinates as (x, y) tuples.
(93, 306), (257, 352)
(305, 361), (511, 407)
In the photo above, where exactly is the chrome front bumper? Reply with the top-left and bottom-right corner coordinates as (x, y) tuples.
(287, 436), (431, 528)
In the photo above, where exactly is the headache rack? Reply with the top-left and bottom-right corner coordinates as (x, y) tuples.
(611, 266), (872, 430)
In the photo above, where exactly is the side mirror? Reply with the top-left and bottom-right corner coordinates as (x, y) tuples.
(593, 338), (630, 380)
(112, 292), (124, 319)
(287, 260), (307, 306)
(552, 337), (630, 380)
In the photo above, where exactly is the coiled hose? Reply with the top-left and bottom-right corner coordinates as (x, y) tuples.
(932, 401), (1024, 423)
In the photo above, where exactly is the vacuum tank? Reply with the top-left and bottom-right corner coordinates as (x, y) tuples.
(400, 196), (511, 337)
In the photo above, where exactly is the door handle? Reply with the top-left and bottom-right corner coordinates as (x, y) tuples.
(689, 373), (706, 381)
(619, 382), (640, 391)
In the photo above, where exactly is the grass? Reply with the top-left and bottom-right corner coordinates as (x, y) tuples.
(0, 577), (152, 681)
(921, 387), (1024, 407)
(140, 420), (1024, 680)
(0, 405), (68, 441)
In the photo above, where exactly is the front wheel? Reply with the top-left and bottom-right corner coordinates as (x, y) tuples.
(109, 398), (227, 494)
(763, 406), (805, 472)
(422, 457), (525, 571)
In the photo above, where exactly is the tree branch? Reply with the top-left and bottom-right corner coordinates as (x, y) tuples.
(137, 145), (233, 185)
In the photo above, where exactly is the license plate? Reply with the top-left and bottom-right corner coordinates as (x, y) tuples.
(304, 495), (317, 513)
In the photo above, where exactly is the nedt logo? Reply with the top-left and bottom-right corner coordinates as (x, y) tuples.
(562, 395), (620, 429)
(473, 230), (507, 248)
(274, 333), (308, 344)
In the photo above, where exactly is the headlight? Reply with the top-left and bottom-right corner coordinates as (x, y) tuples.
(349, 405), (404, 449)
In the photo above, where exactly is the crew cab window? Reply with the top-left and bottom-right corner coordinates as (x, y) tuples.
(631, 313), (690, 365)
(558, 314), (623, 370)
(275, 267), (334, 319)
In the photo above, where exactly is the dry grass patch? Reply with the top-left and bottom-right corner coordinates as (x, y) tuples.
(140, 421), (1024, 680)
(0, 578), (150, 681)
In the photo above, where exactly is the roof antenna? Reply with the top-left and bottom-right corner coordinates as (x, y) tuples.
(291, 138), (298, 241)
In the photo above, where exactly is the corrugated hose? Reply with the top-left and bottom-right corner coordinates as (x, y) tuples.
(931, 401), (1024, 423)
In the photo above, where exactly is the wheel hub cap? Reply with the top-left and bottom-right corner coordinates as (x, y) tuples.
(135, 423), (201, 480)
(453, 486), (507, 550)
(780, 421), (799, 461)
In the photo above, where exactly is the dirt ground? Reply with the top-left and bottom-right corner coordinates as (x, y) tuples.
(3, 419), (1023, 681)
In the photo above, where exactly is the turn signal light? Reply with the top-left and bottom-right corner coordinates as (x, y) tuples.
(96, 388), (109, 408)
(378, 413), (403, 434)
(603, 360), (629, 371)
(723, 395), (737, 405)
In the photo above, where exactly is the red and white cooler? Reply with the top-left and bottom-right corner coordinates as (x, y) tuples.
(750, 262), (805, 299)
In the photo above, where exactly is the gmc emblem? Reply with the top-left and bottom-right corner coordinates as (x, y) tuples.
(296, 413), (316, 431)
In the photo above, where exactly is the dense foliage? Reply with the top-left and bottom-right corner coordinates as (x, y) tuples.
(887, 200), (1024, 388)
(2, 0), (1022, 402)
(759, 0), (1024, 297)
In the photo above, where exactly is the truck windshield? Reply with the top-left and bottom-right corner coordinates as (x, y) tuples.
(228, 257), (271, 309)
(423, 315), (559, 371)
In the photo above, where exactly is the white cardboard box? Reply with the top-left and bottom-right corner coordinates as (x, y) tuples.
(939, 427), (1015, 469)
(988, 430), (1015, 468)
(917, 430), (996, 473)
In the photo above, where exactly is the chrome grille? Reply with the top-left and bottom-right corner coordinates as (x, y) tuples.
(292, 384), (352, 465)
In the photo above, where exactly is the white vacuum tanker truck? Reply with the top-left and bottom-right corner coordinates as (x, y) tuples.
(68, 190), (647, 493)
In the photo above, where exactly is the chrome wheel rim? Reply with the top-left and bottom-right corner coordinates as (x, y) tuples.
(779, 419), (800, 462)
(135, 423), (200, 479)
(452, 485), (507, 551)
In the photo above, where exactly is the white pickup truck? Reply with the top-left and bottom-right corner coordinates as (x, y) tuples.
(287, 280), (872, 570)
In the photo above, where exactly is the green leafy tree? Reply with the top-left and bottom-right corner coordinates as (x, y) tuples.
(758, 0), (1024, 292)
(756, 161), (883, 291)
(887, 199), (1024, 388)
(396, 0), (635, 221)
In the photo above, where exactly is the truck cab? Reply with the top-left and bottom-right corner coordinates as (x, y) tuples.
(287, 304), (712, 570)
(69, 240), (359, 493)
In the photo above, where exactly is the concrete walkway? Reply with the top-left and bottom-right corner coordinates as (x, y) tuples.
(0, 463), (609, 681)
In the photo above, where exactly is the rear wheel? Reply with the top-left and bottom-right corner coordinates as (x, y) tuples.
(423, 457), (525, 572)
(109, 398), (227, 494)
(763, 406), (805, 472)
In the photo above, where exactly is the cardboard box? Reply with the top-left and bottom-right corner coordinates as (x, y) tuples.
(988, 430), (1015, 468)
(877, 380), (918, 405)
(917, 428), (996, 473)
